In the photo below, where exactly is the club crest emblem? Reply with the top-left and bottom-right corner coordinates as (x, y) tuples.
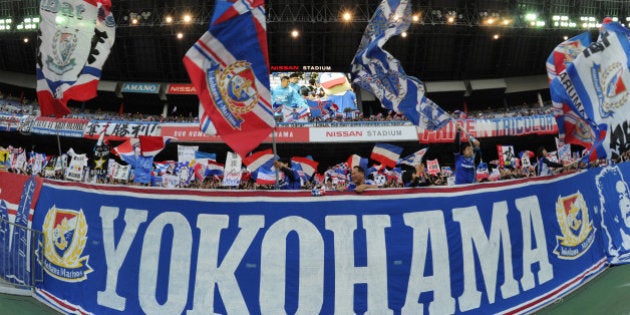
(42, 206), (92, 282)
(560, 40), (584, 67)
(554, 192), (596, 259)
(46, 29), (79, 75)
(597, 62), (629, 117)
(206, 61), (259, 129)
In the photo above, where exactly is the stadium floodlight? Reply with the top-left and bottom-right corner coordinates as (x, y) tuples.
(525, 13), (537, 21)
(342, 11), (352, 22)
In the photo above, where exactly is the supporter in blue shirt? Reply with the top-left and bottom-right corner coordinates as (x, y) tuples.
(274, 158), (301, 190)
(536, 146), (564, 176)
(453, 124), (481, 184)
(347, 166), (377, 193)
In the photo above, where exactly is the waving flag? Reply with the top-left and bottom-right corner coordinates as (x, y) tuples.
(291, 156), (319, 178)
(242, 148), (274, 172)
(112, 138), (138, 161)
(398, 147), (428, 167)
(37, 0), (115, 117)
(139, 136), (171, 157)
(550, 22), (630, 160)
(254, 165), (278, 185)
(546, 32), (591, 82)
(347, 154), (368, 171)
(205, 160), (225, 177)
(418, 96), (451, 131)
(184, 0), (274, 158)
(546, 33), (592, 146)
(351, 0), (450, 130)
(370, 143), (403, 168)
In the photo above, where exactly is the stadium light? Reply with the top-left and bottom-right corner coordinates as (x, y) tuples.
(342, 11), (352, 22)
(183, 14), (192, 23)
(23, 37), (28, 43)
(401, 31), (407, 38)
(524, 13), (537, 21)
(176, 32), (184, 39)
(563, 36), (568, 40)
(291, 29), (299, 38)
(493, 34), (500, 40)
(412, 14), (421, 22)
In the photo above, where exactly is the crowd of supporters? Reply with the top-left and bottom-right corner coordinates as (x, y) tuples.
(0, 139), (626, 194)
(1, 88), (554, 125)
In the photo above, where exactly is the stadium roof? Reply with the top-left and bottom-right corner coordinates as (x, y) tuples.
(0, 1), (625, 83)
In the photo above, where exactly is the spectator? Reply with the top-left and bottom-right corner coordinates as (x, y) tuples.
(453, 124), (481, 184)
(274, 158), (301, 190)
(402, 163), (432, 187)
(536, 146), (564, 176)
(346, 165), (377, 193)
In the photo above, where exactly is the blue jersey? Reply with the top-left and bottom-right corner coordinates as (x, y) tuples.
(347, 179), (375, 191)
(454, 153), (476, 184)
(271, 86), (301, 107)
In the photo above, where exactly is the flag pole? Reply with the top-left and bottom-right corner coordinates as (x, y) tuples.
(56, 129), (62, 156)
(272, 126), (279, 190)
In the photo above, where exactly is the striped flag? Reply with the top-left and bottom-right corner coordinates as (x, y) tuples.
(347, 154), (368, 171)
(255, 166), (277, 185)
(242, 148), (274, 172)
(398, 148), (428, 167)
(371, 143), (403, 168)
(37, 0), (115, 117)
(291, 156), (319, 178)
(183, 0), (274, 158)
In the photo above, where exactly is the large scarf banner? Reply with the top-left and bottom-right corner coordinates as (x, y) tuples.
(27, 165), (630, 314)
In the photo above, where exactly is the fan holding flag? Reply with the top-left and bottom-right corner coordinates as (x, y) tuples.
(453, 123), (482, 184)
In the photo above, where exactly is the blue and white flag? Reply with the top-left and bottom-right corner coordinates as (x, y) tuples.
(418, 96), (451, 131)
(351, 0), (450, 130)
(549, 22), (630, 160)
(37, 0), (115, 117)
(398, 147), (428, 167)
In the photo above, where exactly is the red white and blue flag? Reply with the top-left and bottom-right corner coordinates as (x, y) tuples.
(370, 143), (403, 168)
(37, 0), (115, 117)
(291, 156), (319, 178)
(112, 136), (171, 159)
(184, 0), (274, 158)
(242, 148), (274, 172)
(347, 154), (368, 171)
(255, 166), (278, 185)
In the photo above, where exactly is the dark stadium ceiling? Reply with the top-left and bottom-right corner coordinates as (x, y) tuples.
(0, 0), (628, 83)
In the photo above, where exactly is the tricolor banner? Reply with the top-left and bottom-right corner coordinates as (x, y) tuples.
(183, 0), (274, 158)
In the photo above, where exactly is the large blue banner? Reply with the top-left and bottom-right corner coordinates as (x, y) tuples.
(31, 166), (623, 314)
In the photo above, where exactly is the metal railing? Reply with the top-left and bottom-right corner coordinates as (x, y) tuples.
(0, 217), (44, 291)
